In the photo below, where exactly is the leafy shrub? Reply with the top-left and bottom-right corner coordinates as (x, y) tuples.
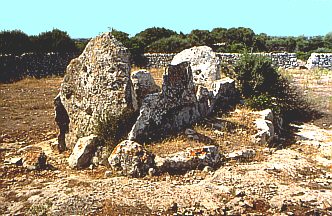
(233, 53), (317, 122)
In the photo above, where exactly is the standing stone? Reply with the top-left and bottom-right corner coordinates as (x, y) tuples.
(171, 46), (221, 85)
(128, 62), (201, 142)
(131, 69), (160, 107)
(55, 32), (138, 149)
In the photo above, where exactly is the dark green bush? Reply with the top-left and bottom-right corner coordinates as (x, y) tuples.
(233, 53), (317, 122)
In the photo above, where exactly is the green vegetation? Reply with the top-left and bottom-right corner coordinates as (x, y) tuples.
(0, 29), (83, 55)
(231, 53), (317, 122)
(1, 27), (331, 65)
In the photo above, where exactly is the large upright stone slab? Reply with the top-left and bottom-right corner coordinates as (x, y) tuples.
(171, 46), (221, 85)
(55, 32), (137, 149)
(128, 62), (201, 142)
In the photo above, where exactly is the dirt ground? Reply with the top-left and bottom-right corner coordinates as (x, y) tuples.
(0, 68), (332, 215)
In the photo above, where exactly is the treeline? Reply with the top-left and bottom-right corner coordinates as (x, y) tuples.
(110, 27), (332, 62)
(0, 29), (87, 55)
(1, 27), (332, 61)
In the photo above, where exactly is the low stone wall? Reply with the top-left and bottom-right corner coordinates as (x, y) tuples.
(144, 52), (299, 69)
(306, 53), (332, 70)
(0, 52), (78, 83)
(143, 53), (176, 68)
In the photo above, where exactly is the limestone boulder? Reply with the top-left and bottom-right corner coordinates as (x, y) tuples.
(55, 32), (138, 149)
(131, 69), (160, 107)
(108, 140), (155, 177)
(171, 46), (221, 85)
(155, 146), (221, 173)
(68, 134), (98, 169)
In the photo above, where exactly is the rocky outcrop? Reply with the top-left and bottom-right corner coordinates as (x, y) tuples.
(108, 140), (155, 177)
(131, 69), (160, 107)
(55, 32), (138, 149)
(171, 46), (221, 85)
(68, 134), (98, 169)
(155, 146), (221, 173)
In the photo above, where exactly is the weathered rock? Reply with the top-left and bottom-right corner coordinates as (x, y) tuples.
(68, 134), (98, 168)
(55, 32), (137, 149)
(226, 149), (256, 160)
(155, 146), (221, 173)
(128, 62), (201, 142)
(18, 146), (47, 170)
(128, 61), (236, 143)
(171, 46), (221, 85)
(131, 69), (160, 107)
(108, 140), (155, 177)
(252, 109), (275, 144)
(4, 157), (23, 166)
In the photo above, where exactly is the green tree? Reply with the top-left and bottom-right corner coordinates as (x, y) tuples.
(324, 32), (332, 49)
(0, 30), (32, 54)
(134, 27), (177, 47)
(146, 35), (190, 53)
(33, 29), (77, 53)
(188, 29), (214, 46)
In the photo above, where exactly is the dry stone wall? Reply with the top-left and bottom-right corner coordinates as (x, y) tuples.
(306, 53), (332, 70)
(144, 52), (300, 69)
(0, 52), (78, 82)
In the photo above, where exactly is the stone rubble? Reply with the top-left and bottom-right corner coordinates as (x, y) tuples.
(17, 145), (47, 170)
(155, 146), (221, 173)
(108, 140), (155, 177)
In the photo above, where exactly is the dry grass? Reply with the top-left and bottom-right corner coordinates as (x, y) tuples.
(280, 68), (332, 114)
(0, 77), (62, 145)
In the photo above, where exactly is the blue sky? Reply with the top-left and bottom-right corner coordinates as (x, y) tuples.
(1, 0), (331, 38)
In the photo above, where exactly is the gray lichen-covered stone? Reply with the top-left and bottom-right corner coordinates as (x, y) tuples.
(108, 140), (155, 177)
(171, 46), (221, 85)
(128, 61), (236, 143)
(55, 32), (138, 149)
(68, 134), (98, 169)
(155, 146), (221, 173)
(128, 62), (201, 142)
(131, 69), (160, 107)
